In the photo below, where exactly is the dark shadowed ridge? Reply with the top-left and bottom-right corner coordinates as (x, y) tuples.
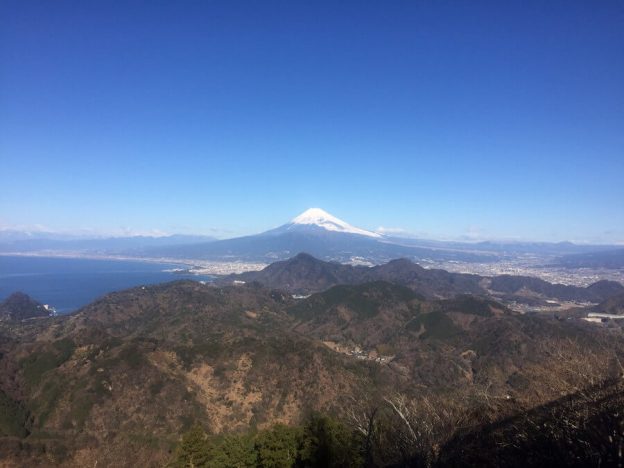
(221, 253), (624, 302)
(438, 379), (624, 467)
(220, 253), (483, 298)
(592, 292), (624, 315)
(0, 292), (51, 321)
(488, 275), (624, 302)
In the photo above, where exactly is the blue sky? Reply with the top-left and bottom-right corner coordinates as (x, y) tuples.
(1, 1), (623, 243)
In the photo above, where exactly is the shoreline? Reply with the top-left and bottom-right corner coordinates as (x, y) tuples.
(0, 252), (267, 275)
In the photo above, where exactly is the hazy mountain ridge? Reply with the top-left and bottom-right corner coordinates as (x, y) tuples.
(487, 275), (624, 303)
(2, 210), (621, 270)
(0, 234), (216, 254)
(144, 225), (496, 264)
(554, 248), (624, 269)
(141, 209), (624, 264)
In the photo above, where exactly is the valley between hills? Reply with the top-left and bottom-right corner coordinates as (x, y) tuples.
(1, 253), (624, 467)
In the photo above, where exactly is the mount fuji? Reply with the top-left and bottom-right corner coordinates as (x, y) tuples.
(145, 208), (495, 264)
(262, 208), (382, 239)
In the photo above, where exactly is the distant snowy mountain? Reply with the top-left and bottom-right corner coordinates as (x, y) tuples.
(4, 209), (618, 265)
(141, 208), (496, 264)
(264, 208), (382, 238)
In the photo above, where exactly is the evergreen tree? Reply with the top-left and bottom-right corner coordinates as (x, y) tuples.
(255, 424), (302, 467)
(299, 413), (364, 468)
(209, 433), (258, 467)
(170, 424), (211, 468)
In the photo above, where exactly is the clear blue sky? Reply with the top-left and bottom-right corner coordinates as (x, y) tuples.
(1, 1), (623, 242)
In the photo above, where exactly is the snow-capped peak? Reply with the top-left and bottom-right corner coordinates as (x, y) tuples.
(290, 208), (382, 238)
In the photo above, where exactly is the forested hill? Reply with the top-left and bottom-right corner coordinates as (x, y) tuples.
(0, 278), (622, 466)
(222, 253), (624, 303)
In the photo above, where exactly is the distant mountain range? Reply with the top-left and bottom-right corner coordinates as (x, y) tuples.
(2, 209), (621, 266)
(0, 233), (215, 254)
(136, 208), (623, 264)
(140, 208), (496, 263)
(553, 248), (624, 269)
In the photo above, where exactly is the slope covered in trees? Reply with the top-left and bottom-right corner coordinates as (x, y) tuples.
(222, 253), (624, 304)
(0, 278), (621, 466)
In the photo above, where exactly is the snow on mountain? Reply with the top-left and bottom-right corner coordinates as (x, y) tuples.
(125, 208), (498, 263)
(287, 208), (382, 238)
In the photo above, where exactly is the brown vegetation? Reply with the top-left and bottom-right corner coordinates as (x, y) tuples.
(0, 278), (622, 466)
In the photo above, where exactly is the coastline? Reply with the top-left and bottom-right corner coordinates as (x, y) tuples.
(0, 252), (267, 275)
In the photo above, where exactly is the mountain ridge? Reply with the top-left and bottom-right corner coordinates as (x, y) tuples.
(134, 209), (498, 263)
(221, 253), (624, 304)
(3, 210), (622, 268)
(0, 292), (52, 321)
(1, 278), (621, 466)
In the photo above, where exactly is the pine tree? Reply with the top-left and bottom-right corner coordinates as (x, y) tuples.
(209, 433), (257, 467)
(255, 424), (302, 467)
(170, 424), (211, 468)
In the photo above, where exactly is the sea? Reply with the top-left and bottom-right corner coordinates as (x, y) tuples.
(0, 255), (214, 314)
